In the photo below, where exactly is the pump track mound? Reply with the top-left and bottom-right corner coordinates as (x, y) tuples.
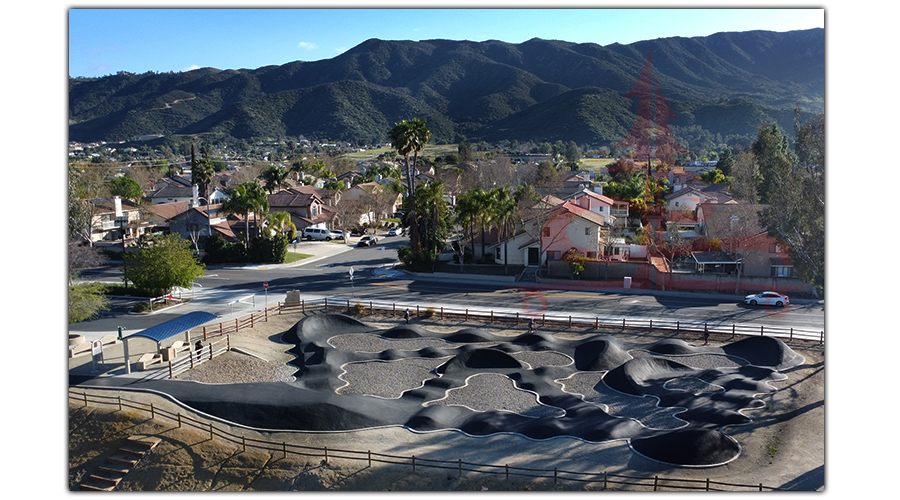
(77, 313), (806, 468)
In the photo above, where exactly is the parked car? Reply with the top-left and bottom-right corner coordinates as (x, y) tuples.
(743, 291), (790, 307)
(357, 235), (378, 247)
(330, 229), (345, 240)
(387, 226), (403, 236)
(303, 227), (333, 241)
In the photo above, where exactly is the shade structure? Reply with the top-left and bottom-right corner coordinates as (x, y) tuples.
(127, 311), (218, 344)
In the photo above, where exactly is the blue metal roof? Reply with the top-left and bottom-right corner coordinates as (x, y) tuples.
(128, 311), (218, 343)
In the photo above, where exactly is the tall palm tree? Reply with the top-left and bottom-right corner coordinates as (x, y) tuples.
(389, 118), (431, 197)
(221, 182), (269, 250)
(492, 186), (519, 275)
(390, 118), (431, 251)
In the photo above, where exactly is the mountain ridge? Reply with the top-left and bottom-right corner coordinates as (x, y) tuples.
(68, 28), (824, 150)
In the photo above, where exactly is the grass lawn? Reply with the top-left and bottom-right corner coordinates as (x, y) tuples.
(283, 252), (313, 264)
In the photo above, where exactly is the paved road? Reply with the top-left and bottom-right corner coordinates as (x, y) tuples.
(71, 234), (825, 342)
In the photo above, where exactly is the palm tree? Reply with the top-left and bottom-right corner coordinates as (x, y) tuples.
(267, 211), (297, 242)
(492, 186), (520, 275)
(389, 118), (431, 197)
(390, 118), (431, 251)
(258, 165), (291, 194)
(221, 182), (269, 250)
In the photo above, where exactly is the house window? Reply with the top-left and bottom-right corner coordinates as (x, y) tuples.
(770, 266), (795, 277)
(585, 227), (591, 236)
(495, 248), (502, 260)
(587, 251), (597, 259)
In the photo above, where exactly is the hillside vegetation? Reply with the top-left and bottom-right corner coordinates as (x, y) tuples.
(69, 29), (823, 150)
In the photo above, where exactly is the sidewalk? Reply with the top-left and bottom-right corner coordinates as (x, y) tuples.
(210, 239), (355, 271)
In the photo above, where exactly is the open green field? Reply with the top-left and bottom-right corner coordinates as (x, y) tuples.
(346, 144), (459, 161)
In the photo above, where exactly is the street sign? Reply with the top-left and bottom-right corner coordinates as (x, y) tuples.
(263, 282), (268, 289)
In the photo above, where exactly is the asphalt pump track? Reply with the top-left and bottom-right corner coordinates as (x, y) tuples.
(75, 313), (806, 467)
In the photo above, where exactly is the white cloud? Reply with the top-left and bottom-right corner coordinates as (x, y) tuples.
(297, 41), (318, 50)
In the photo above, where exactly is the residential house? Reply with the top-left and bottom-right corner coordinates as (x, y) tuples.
(146, 200), (230, 248)
(267, 188), (334, 232)
(341, 181), (403, 224)
(695, 202), (794, 278)
(540, 201), (608, 262)
(87, 196), (145, 243)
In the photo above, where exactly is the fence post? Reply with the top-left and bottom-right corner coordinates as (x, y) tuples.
(542, 313), (545, 327)
(118, 396), (122, 411)
(235, 318), (239, 332)
(649, 319), (652, 332)
(150, 403), (155, 420)
(604, 471), (607, 490)
(412, 455), (416, 472)
(393, 303), (396, 316)
(595, 317), (599, 329)
(251, 312), (254, 328)
(168, 361), (173, 379)
(676, 321), (680, 334)
(219, 322), (223, 335)
(178, 413), (182, 428)
(368, 450), (372, 467)
(417, 305), (420, 317)
(441, 307), (444, 320)
(622, 318), (626, 329)
(242, 436), (246, 453)
(569, 315), (572, 328)
(654, 476), (659, 491)
(458, 459), (462, 478)
(505, 464), (509, 482)
(283, 441), (287, 459)
(83, 392), (88, 407)
(325, 297), (328, 309)
(491, 310), (494, 323)
(209, 422), (214, 440)
(706, 478), (710, 491)
(516, 312), (519, 325)
(760, 325), (764, 336)
(465, 309), (468, 321)
(554, 467), (558, 485)
(370, 301), (373, 313)
(790, 328), (793, 341)
(302, 299), (305, 313)
(324, 446), (328, 464)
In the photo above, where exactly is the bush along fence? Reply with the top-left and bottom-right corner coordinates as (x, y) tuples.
(68, 389), (785, 492)
(272, 296), (824, 345)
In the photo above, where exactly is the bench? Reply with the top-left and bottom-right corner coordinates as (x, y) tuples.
(136, 353), (162, 371)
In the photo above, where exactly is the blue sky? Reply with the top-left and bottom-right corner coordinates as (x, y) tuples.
(68, 5), (824, 78)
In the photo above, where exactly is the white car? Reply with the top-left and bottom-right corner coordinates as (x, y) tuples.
(743, 291), (790, 307)
(387, 226), (403, 236)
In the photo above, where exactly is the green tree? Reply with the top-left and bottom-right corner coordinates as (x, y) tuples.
(699, 168), (728, 184)
(759, 113), (825, 296)
(492, 185), (520, 275)
(717, 147), (736, 176)
(221, 182), (270, 250)
(126, 234), (205, 297)
(390, 118), (431, 252)
(258, 165), (291, 194)
(390, 118), (432, 198)
(69, 282), (109, 323)
(752, 122), (796, 204)
(106, 176), (143, 202)
(267, 211), (297, 241)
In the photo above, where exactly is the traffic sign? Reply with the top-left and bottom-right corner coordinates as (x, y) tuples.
(263, 282), (268, 289)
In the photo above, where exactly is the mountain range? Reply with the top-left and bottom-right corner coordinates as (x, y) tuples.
(68, 28), (824, 150)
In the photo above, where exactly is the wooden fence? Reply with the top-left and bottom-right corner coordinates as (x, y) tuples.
(274, 297), (824, 345)
(68, 389), (783, 491)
